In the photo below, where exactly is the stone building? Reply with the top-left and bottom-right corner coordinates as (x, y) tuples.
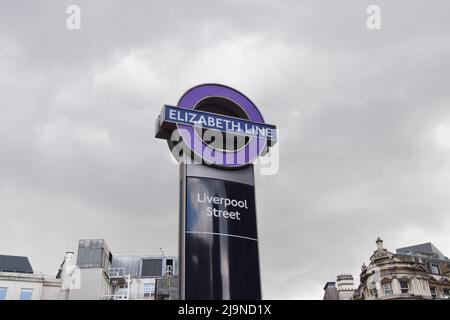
(352, 238), (450, 300)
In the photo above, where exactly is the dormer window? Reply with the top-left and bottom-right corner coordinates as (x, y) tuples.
(430, 264), (440, 275)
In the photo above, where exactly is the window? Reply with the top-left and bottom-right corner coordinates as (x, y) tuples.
(430, 264), (440, 275)
(382, 282), (393, 296)
(117, 285), (128, 299)
(443, 288), (450, 299)
(430, 287), (437, 298)
(400, 280), (410, 294)
(165, 259), (174, 275)
(19, 288), (33, 300)
(0, 287), (7, 300)
(144, 282), (155, 298)
(141, 259), (163, 277)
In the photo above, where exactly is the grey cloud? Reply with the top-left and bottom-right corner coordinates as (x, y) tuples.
(1, 0), (450, 299)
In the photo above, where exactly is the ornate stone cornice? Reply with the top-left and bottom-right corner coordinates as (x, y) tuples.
(370, 248), (394, 262)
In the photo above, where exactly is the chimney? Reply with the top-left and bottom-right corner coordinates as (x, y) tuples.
(336, 274), (354, 291)
(65, 251), (75, 265)
(323, 282), (339, 300)
(60, 251), (75, 289)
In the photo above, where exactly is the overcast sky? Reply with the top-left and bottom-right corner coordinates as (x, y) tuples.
(1, 0), (450, 299)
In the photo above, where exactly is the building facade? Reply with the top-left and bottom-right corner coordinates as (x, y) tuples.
(70, 239), (178, 300)
(324, 238), (450, 300)
(353, 238), (450, 300)
(0, 239), (178, 300)
(0, 255), (63, 300)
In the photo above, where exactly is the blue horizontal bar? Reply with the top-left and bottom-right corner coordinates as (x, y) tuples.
(163, 105), (277, 141)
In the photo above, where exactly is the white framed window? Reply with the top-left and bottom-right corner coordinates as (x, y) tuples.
(399, 280), (410, 294)
(19, 288), (33, 300)
(0, 287), (7, 300)
(382, 282), (393, 296)
(144, 282), (155, 297)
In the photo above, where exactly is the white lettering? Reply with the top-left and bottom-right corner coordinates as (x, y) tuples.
(366, 5), (381, 30)
(169, 108), (177, 120)
(66, 5), (81, 30)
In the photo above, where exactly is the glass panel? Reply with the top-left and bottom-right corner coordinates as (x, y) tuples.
(19, 288), (33, 300)
(141, 259), (163, 277)
(383, 283), (393, 295)
(400, 281), (409, 294)
(430, 287), (437, 298)
(116, 288), (127, 299)
(144, 282), (155, 297)
(185, 177), (260, 299)
(431, 264), (440, 274)
(443, 288), (450, 299)
(0, 287), (7, 300)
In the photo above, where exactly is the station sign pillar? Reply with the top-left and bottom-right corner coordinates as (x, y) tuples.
(155, 84), (277, 300)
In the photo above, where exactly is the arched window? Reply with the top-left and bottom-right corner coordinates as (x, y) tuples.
(382, 282), (393, 296)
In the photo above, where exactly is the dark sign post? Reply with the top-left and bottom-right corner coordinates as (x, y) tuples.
(181, 163), (261, 299)
(155, 84), (277, 300)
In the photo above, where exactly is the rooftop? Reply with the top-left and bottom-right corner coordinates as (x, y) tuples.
(396, 242), (447, 260)
(0, 255), (33, 274)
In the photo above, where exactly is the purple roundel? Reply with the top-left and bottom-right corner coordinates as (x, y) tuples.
(176, 84), (267, 168)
